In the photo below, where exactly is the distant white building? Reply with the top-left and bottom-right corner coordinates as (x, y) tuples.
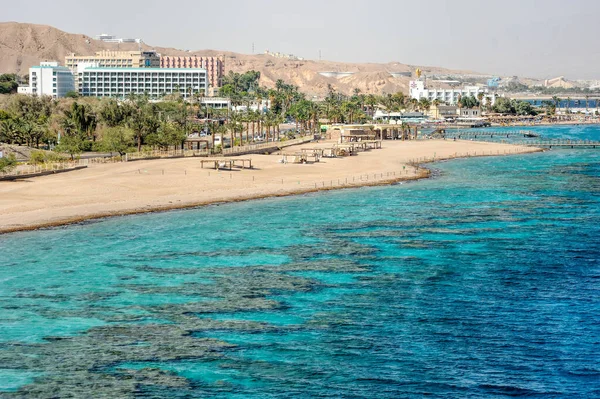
(373, 110), (427, 123)
(19, 62), (75, 98)
(201, 97), (230, 110)
(409, 80), (489, 105)
(95, 33), (141, 44)
(458, 108), (481, 118)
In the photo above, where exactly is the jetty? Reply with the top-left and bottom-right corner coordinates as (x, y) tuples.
(442, 130), (539, 139)
(517, 140), (600, 148)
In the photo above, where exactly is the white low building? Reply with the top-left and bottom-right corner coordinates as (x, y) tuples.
(200, 97), (230, 109)
(17, 86), (31, 95)
(409, 80), (490, 105)
(78, 67), (207, 99)
(373, 110), (427, 123)
(19, 62), (75, 98)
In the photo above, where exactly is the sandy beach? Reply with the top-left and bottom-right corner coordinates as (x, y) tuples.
(0, 139), (540, 234)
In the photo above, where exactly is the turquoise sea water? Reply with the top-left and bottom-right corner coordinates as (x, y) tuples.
(1, 125), (600, 398)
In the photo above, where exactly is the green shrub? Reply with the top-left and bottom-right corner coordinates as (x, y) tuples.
(0, 153), (17, 173)
(45, 152), (68, 163)
(29, 150), (46, 165)
(80, 140), (94, 152)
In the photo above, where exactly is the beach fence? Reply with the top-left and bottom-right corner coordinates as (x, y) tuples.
(222, 135), (315, 156)
(511, 139), (600, 148)
(0, 162), (88, 181)
(405, 146), (535, 166)
(124, 149), (211, 162)
(443, 130), (538, 139)
(122, 137), (314, 161)
(126, 160), (430, 191)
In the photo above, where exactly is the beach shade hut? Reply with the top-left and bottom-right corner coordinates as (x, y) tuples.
(300, 148), (323, 162)
(334, 144), (357, 156)
(280, 152), (308, 164)
(321, 147), (337, 158)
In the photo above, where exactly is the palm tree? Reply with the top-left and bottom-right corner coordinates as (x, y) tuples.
(477, 92), (484, 111)
(418, 98), (431, 113)
(409, 98), (419, 112)
(365, 94), (378, 118)
(264, 111), (277, 142)
(485, 96), (492, 112)
(0, 119), (21, 144)
(585, 94), (590, 111)
(400, 122), (410, 141)
(552, 96), (561, 113)
(212, 123), (227, 153)
(248, 110), (258, 141)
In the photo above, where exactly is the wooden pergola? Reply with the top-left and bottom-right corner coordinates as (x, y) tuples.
(363, 140), (383, 149)
(301, 148), (324, 157)
(200, 158), (253, 170)
(333, 144), (358, 156)
(185, 138), (211, 151)
(341, 134), (376, 143)
(280, 152), (309, 164)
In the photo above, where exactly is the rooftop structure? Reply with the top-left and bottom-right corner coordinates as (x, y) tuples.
(78, 67), (207, 99)
(389, 71), (412, 78)
(201, 97), (230, 110)
(544, 76), (575, 89)
(264, 50), (304, 61)
(95, 33), (141, 44)
(160, 56), (225, 88)
(373, 110), (427, 123)
(65, 51), (161, 73)
(487, 77), (501, 88)
(318, 71), (355, 79)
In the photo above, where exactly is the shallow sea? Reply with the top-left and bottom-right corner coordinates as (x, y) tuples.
(1, 126), (599, 398)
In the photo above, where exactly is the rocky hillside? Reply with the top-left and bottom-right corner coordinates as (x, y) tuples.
(0, 21), (477, 96)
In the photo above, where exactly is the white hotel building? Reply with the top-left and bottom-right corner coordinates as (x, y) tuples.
(409, 80), (489, 105)
(18, 62), (75, 98)
(78, 67), (208, 99)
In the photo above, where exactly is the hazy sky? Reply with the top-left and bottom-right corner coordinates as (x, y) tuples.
(3, 0), (599, 79)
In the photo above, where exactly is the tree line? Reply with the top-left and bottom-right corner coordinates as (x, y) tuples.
(1, 70), (558, 161)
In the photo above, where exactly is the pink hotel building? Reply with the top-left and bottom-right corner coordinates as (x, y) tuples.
(160, 56), (225, 89)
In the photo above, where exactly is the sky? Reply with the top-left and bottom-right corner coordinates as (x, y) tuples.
(2, 0), (599, 79)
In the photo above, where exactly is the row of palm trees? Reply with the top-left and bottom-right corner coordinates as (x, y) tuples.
(206, 83), (444, 151)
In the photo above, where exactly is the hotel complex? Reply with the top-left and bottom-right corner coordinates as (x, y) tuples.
(160, 56), (225, 88)
(78, 67), (207, 99)
(409, 80), (490, 105)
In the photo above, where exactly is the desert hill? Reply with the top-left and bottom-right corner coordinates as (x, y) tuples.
(0, 21), (479, 96)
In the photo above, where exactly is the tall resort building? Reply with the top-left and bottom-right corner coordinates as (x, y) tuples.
(18, 62), (75, 98)
(78, 67), (208, 99)
(160, 56), (224, 88)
